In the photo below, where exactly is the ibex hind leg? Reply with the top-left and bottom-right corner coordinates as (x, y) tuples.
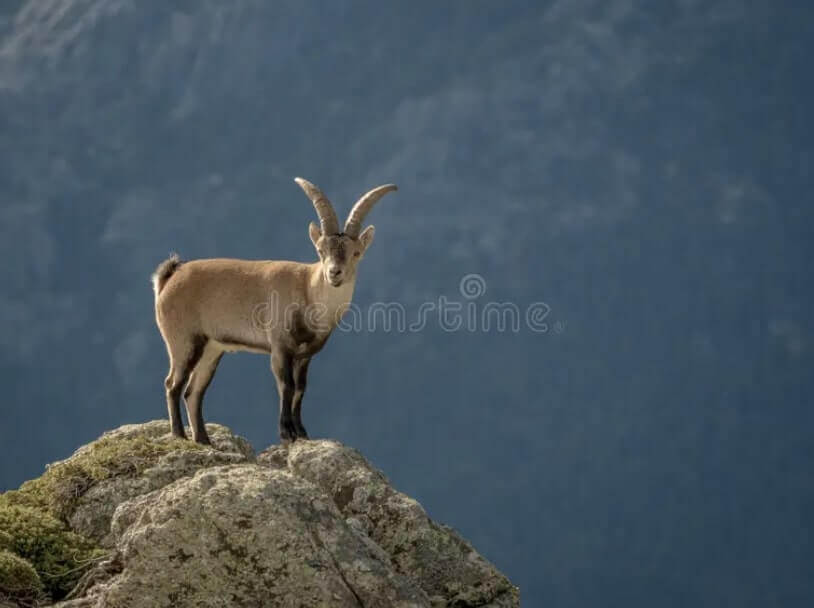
(183, 343), (223, 445)
(163, 335), (207, 439)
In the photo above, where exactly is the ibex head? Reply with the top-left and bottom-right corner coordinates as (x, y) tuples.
(295, 177), (397, 287)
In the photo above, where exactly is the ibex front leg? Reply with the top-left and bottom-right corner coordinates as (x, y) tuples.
(291, 357), (311, 439)
(271, 348), (297, 443)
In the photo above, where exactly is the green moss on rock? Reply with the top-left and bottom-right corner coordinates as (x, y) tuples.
(1, 435), (204, 522)
(0, 504), (105, 600)
(0, 530), (13, 552)
(0, 549), (44, 605)
(0, 427), (213, 601)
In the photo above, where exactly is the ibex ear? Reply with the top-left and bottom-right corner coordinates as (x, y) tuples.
(359, 225), (375, 251)
(308, 222), (321, 247)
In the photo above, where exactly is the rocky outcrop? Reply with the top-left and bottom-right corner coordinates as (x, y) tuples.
(0, 422), (518, 607)
(64, 421), (254, 547)
(262, 442), (518, 607)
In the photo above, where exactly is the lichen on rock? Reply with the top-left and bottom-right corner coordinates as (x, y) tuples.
(0, 421), (255, 605)
(1, 422), (518, 607)
(100, 465), (428, 607)
(1, 422), (254, 548)
(262, 441), (520, 607)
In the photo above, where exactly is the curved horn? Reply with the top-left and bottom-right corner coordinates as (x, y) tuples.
(344, 184), (398, 238)
(294, 177), (340, 235)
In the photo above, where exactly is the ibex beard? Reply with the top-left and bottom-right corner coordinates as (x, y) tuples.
(152, 178), (397, 444)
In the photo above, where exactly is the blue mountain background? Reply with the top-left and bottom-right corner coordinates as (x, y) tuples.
(1, 1), (813, 606)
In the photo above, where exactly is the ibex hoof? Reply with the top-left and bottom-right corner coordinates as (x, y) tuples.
(279, 422), (297, 444)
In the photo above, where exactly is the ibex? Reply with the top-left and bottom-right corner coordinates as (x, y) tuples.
(152, 178), (397, 444)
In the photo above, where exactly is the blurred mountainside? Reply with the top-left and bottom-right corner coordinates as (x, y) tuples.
(1, 1), (812, 607)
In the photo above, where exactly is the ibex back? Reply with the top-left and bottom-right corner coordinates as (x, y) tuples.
(152, 178), (397, 444)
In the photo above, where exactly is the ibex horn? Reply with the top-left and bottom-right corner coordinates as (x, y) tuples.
(294, 177), (340, 236)
(344, 184), (398, 238)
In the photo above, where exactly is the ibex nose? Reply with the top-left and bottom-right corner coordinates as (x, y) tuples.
(328, 267), (342, 278)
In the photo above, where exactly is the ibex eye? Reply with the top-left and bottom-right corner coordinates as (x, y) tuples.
(354, 251), (361, 257)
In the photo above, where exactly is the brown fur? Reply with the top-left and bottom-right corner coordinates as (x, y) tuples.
(153, 179), (395, 444)
(153, 254), (367, 443)
(151, 253), (182, 296)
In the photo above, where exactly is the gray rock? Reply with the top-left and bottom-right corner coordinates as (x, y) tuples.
(69, 420), (255, 461)
(267, 440), (520, 607)
(65, 422), (255, 545)
(53, 425), (518, 607)
(96, 465), (428, 607)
